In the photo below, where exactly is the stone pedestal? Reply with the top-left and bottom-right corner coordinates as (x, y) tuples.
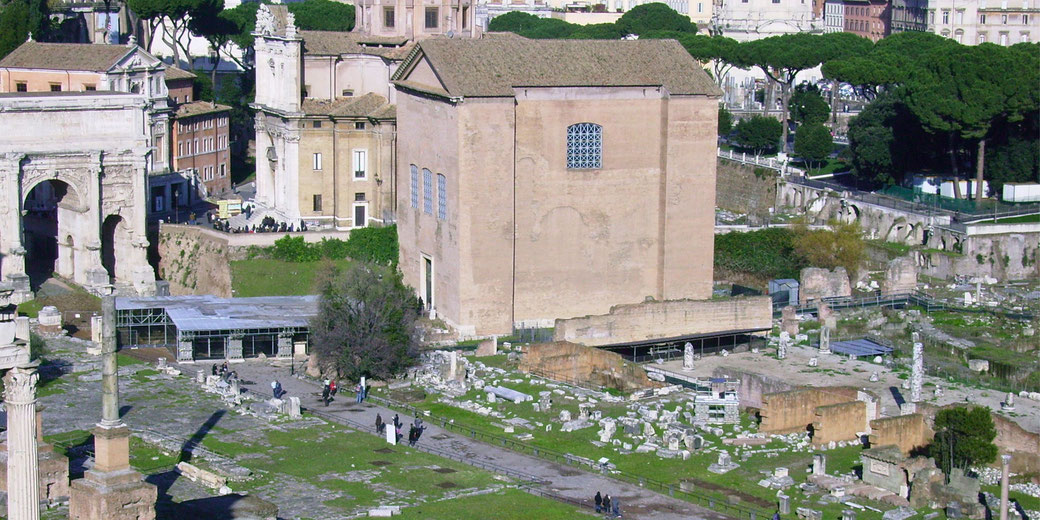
(37, 306), (62, 335)
(68, 426), (156, 520)
(227, 335), (243, 362)
(276, 333), (293, 359)
(177, 339), (193, 362)
(4, 365), (40, 520)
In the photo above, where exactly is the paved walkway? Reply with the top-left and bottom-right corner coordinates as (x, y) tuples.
(193, 359), (733, 520)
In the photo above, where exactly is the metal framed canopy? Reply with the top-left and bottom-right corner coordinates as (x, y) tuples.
(830, 338), (893, 357)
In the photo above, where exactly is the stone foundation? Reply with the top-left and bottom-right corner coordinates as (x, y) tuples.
(799, 267), (851, 304)
(519, 341), (655, 392)
(68, 468), (157, 520)
(553, 296), (772, 347)
(869, 414), (933, 455)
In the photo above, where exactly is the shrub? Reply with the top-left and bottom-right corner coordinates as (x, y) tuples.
(262, 225), (398, 266)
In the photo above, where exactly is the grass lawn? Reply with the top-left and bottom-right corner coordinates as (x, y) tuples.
(197, 422), (513, 514)
(979, 213), (1040, 224)
(230, 258), (351, 297)
(396, 489), (595, 519)
(796, 158), (850, 176)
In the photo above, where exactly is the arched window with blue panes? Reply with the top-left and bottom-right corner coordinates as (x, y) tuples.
(410, 165), (419, 209)
(566, 122), (602, 169)
(437, 173), (447, 220)
(422, 168), (433, 215)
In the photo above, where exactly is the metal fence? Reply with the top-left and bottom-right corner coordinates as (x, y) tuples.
(787, 176), (1040, 224)
(365, 395), (769, 520)
(774, 290), (1035, 321)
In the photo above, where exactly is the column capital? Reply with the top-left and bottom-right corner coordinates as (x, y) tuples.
(3, 364), (39, 406)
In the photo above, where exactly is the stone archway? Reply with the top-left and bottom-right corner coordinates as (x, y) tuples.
(1, 151), (156, 299)
(101, 215), (132, 284)
(21, 179), (87, 289)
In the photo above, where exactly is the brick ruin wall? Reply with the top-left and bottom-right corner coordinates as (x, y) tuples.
(813, 400), (868, 445)
(760, 386), (862, 434)
(869, 413), (933, 455)
(518, 341), (656, 392)
(715, 159), (778, 221)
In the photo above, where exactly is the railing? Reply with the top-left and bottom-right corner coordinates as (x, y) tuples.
(785, 175), (1040, 224)
(364, 395), (768, 520)
(773, 290), (1034, 321)
(718, 148), (790, 173)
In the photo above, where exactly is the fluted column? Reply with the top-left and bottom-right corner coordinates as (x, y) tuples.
(4, 365), (41, 520)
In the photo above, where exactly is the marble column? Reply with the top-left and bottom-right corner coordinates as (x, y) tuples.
(100, 296), (120, 428)
(910, 339), (923, 403)
(4, 364), (41, 520)
(999, 454), (1011, 520)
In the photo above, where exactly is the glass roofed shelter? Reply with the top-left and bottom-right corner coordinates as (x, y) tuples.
(115, 295), (317, 362)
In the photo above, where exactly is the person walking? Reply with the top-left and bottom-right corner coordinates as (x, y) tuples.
(321, 384), (330, 406)
(329, 380), (337, 400)
(393, 414), (400, 430)
(603, 495), (611, 515)
(270, 380), (279, 399)
(355, 383), (363, 404)
(408, 425), (417, 446)
(375, 413), (384, 434)
(594, 491), (602, 513)
(612, 498), (621, 518)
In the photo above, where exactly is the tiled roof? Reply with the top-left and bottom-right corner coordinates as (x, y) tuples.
(0, 41), (132, 72)
(301, 92), (393, 118)
(176, 100), (231, 118)
(165, 66), (196, 81)
(300, 31), (414, 60)
(395, 37), (721, 98)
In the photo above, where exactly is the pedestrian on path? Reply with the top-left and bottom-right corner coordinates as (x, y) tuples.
(270, 380), (281, 399)
(329, 379), (337, 400)
(211, 364), (217, 376)
(408, 425), (417, 446)
(603, 494), (611, 515)
(375, 413), (383, 434)
(594, 491), (602, 512)
(355, 383), (363, 403)
(322, 385), (330, 406)
(393, 414), (400, 430)
(612, 498), (621, 518)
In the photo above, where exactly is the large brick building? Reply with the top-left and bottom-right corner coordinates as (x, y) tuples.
(393, 37), (721, 335)
(171, 101), (232, 197)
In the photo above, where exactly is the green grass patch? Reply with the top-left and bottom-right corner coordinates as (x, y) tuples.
(396, 489), (595, 519)
(16, 299), (44, 318)
(974, 213), (1040, 225)
(117, 353), (149, 366)
(230, 258), (351, 297)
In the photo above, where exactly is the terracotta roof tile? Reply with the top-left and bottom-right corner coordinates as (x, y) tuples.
(395, 37), (721, 98)
(176, 100), (231, 118)
(165, 66), (196, 81)
(0, 41), (133, 72)
(300, 30), (413, 59)
(301, 92), (392, 118)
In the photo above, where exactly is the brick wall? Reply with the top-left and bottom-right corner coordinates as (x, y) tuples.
(760, 387), (860, 434)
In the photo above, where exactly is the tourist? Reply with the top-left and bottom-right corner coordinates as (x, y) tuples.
(375, 413), (383, 433)
(393, 414), (400, 429)
(413, 414), (423, 430)
(355, 383), (363, 404)
(408, 425), (417, 446)
(211, 364), (217, 376)
(270, 380), (278, 399)
(603, 495), (611, 514)
(321, 385), (330, 407)
(612, 498), (620, 518)
(594, 491), (602, 513)
(773, 512), (781, 520)
(395, 424), (402, 443)
(329, 379), (337, 399)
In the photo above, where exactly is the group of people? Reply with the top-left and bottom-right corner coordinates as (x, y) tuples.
(374, 413), (425, 446)
(594, 491), (622, 517)
(321, 379), (338, 406)
(211, 361), (237, 383)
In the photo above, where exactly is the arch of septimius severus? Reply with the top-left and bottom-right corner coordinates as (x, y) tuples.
(0, 93), (157, 302)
